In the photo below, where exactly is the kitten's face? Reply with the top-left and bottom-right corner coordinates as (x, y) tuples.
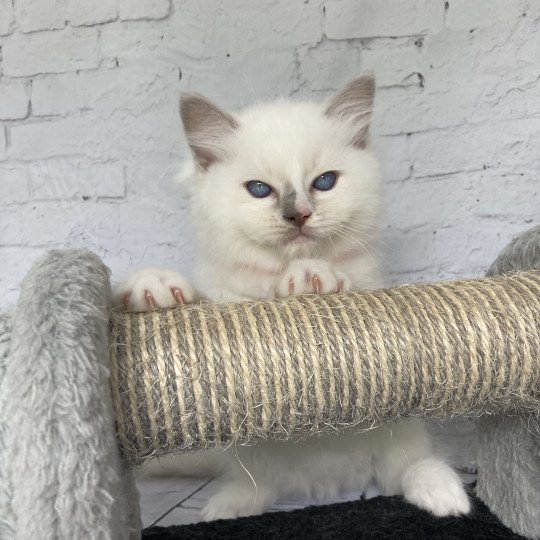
(182, 76), (380, 262)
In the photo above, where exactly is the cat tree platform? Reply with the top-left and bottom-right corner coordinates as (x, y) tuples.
(0, 226), (538, 539)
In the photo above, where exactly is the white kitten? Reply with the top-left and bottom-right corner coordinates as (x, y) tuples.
(115, 75), (470, 520)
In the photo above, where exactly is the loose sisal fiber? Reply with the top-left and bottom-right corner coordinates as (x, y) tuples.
(109, 271), (540, 465)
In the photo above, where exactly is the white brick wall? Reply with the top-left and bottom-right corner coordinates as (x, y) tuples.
(324, 0), (445, 38)
(2, 27), (100, 76)
(0, 0), (14, 35)
(0, 128), (6, 155)
(0, 80), (29, 119)
(118, 0), (170, 21)
(1, 0), (539, 469)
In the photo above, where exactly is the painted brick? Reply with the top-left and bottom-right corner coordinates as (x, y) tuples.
(0, 168), (30, 203)
(383, 216), (539, 288)
(419, 31), (518, 93)
(99, 22), (173, 70)
(167, 0), (322, 59)
(298, 41), (362, 91)
(32, 69), (168, 115)
(0, 81), (29, 120)
(122, 152), (188, 201)
(384, 172), (539, 233)
(13, 0), (117, 31)
(373, 136), (411, 182)
(419, 21), (539, 98)
(9, 117), (103, 159)
(0, 127), (5, 155)
(362, 40), (422, 88)
(324, 0), (444, 39)
(29, 158), (125, 200)
(0, 0), (14, 35)
(118, 200), (189, 244)
(119, 0), (170, 21)
(445, 0), (531, 31)
(0, 202), (120, 246)
(382, 222), (497, 281)
(213, 0), (322, 51)
(409, 118), (540, 177)
(9, 109), (184, 161)
(16, 0), (66, 32)
(183, 48), (299, 109)
(375, 74), (540, 136)
(67, 0), (118, 26)
(374, 86), (470, 135)
(483, 76), (540, 121)
(2, 27), (99, 77)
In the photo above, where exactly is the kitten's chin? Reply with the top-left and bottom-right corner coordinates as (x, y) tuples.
(279, 231), (320, 258)
(289, 234), (314, 245)
(286, 227), (316, 242)
(284, 230), (317, 249)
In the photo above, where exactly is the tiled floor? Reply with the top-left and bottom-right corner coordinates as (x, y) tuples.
(137, 472), (476, 528)
(136, 475), (369, 528)
(137, 476), (212, 527)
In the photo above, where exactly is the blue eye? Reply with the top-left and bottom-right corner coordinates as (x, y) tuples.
(312, 171), (337, 191)
(246, 180), (272, 198)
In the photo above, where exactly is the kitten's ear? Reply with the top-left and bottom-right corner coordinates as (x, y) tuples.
(180, 93), (238, 170)
(324, 74), (375, 149)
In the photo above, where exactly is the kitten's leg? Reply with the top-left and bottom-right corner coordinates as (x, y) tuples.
(113, 268), (198, 312)
(373, 420), (470, 517)
(201, 479), (277, 521)
(274, 259), (351, 297)
(400, 457), (470, 517)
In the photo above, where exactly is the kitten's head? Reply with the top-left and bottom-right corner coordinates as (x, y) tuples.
(180, 75), (380, 265)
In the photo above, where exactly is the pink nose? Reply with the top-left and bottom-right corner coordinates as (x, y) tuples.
(284, 211), (311, 228)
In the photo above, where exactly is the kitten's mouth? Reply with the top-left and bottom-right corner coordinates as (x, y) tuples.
(287, 228), (316, 243)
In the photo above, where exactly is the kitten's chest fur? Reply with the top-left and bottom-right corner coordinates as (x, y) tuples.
(196, 251), (382, 303)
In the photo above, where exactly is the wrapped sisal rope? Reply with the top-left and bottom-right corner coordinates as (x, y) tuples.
(109, 271), (540, 465)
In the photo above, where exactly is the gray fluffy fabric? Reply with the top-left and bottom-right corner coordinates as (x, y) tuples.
(486, 225), (540, 277)
(478, 224), (540, 540)
(0, 250), (140, 540)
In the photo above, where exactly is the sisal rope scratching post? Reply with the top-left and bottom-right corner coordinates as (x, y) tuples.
(109, 271), (540, 465)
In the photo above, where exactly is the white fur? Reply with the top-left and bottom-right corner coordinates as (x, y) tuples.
(202, 421), (470, 520)
(274, 258), (351, 296)
(113, 268), (197, 312)
(118, 82), (470, 520)
(191, 100), (382, 302)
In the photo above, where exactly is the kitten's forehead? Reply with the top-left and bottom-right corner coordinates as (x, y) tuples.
(232, 101), (342, 186)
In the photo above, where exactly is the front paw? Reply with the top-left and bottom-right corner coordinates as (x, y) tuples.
(274, 259), (351, 297)
(113, 268), (198, 312)
(402, 458), (471, 517)
(201, 483), (272, 521)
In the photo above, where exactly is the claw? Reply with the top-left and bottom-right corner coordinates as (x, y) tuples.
(144, 290), (157, 310)
(337, 279), (344, 293)
(122, 293), (131, 311)
(312, 275), (321, 294)
(288, 279), (295, 295)
(171, 287), (185, 305)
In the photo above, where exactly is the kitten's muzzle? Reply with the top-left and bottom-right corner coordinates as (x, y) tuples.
(282, 210), (312, 228)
